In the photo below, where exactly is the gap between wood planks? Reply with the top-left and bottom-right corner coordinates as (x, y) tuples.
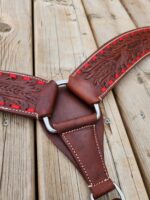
(31, 0), (39, 199)
(80, 0), (150, 197)
(32, 1), (149, 199)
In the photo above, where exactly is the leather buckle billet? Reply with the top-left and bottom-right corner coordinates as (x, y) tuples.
(90, 183), (126, 200)
(43, 79), (101, 134)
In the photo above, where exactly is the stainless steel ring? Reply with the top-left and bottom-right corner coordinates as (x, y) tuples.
(90, 183), (125, 200)
(43, 79), (101, 134)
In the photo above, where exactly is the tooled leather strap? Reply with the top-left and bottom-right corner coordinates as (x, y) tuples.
(0, 27), (149, 199)
(0, 71), (57, 118)
(68, 27), (150, 104)
(0, 70), (115, 198)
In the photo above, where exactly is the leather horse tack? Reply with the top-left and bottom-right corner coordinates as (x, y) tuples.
(0, 27), (149, 199)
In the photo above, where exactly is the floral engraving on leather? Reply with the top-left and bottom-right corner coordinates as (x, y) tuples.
(0, 72), (46, 113)
(74, 28), (150, 96)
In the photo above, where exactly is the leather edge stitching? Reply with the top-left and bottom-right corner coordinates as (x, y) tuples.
(99, 52), (150, 99)
(62, 125), (110, 187)
(0, 105), (38, 118)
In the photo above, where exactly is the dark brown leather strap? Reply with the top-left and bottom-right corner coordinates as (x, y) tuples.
(45, 86), (115, 198)
(68, 27), (150, 105)
(60, 124), (114, 198)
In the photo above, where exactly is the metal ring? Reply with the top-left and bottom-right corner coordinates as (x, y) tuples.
(90, 193), (94, 200)
(43, 80), (101, 134)
(113, 183), (126, 200)
(90, 183), (125, 200)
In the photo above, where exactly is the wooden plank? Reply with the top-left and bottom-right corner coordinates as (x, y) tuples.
(34, 0), (148, 199)
(117, 0), (150, 195)
(0, 0), (35, 200)
(34, 1), (95, 199)
(120, 0), (150, 27)
(82, 0), (150, 197)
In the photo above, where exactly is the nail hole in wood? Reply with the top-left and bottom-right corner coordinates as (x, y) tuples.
(0, 22), (11, 32)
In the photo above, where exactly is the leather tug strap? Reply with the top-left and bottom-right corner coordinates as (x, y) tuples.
(0, 27), (149, 199)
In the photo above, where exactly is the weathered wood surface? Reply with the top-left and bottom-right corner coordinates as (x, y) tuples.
(82, 0), (150, 196)
(0, 0), (150, 199)
(0, 0), (35, 200)
(34, 0), (149, 199)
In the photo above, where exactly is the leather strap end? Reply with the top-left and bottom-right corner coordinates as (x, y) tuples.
(90, 179), (115, 199)
(36, 80), (58, 118)
(68, 76), (100, 105)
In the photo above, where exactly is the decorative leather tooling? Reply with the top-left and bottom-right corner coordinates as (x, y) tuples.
(68, 27), (150, 104)
(0, 27), (150, 200)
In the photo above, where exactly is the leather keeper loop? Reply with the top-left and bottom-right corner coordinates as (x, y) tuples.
(36, 80), (58, 118)
(50, 86), (98, 133)
(68, 76), (100, 105)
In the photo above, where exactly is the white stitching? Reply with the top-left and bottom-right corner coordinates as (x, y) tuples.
(62, 125), (110, 186)
(92, 125), (110, 187)
(93, 125), (109, 177)
(0, 106), (38, 116)
(62, 125), (92, 184)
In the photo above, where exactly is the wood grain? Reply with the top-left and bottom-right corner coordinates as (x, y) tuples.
(34, 0), (148, 199)
(0, 0), (35, 200)
(82, 0), (150, 197)
(118, 0), (150, 194)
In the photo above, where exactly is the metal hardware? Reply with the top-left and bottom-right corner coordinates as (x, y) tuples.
(90, 183), (125, 200)
(90, 193), (94, 200)
(56, 79), (68, 86)
(94, 103), (100, 120)
(43, 117), (57, 133)
(43, 79), (101, 134)
(113, 183), (126, 200)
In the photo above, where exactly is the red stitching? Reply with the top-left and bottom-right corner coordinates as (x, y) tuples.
(37, 80), (45, 85)
(11, 104), (21, 109)
(76, 69), (82, 75)
(26, 108), (35, 113)
(108, 80), (114, 85)
(9, 73), (17, 79)
(0, 101), (5, 106)
(115, 73), (119, 79)
(101, 87), (107, 92)
(92, 55), (97, 61)
(121, 68), (126, 74)
(99, 50), (104, 54)
(101, 51), (150, 93)
(23, 76), (31, 81)
(83, 63), (90, 68)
